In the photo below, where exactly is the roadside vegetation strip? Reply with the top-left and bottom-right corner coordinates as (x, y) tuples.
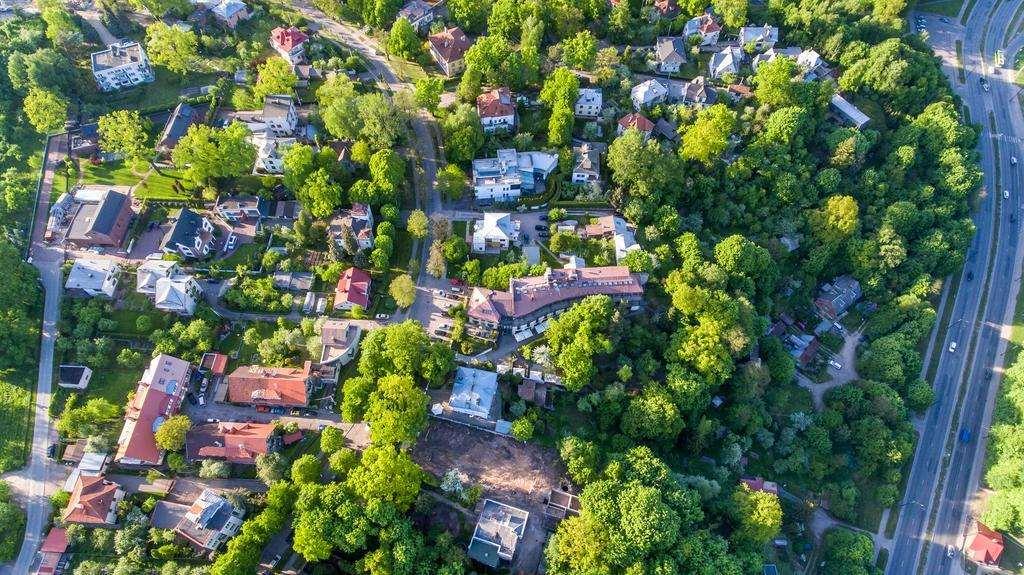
(1006, 1), (1024, 47)
(961, 0), (980, 25)
(917, 0), (966, 17)
(926, 274), (962, 384)
(956, 40), (967, 84)
(915, 125), (1003, 575)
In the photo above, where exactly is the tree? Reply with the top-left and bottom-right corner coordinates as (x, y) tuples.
(413, 77), (443, 112)
(732, 484), (783, 546)
(297, 168), (343, 218)
(369, 149), (405, 198)
(38, 0), (80, 46)
(389, 274), (417, 309)
(364, 374), (428, 445)
(621, 388), (685, 444)
(546, 296), (615, 391)
(812, 195), (860, 245)
(712, 0), (746, 28)
(386, 17), (421, 59)
(447, 0), (490, 33)
(199, 460), (231, 479)
(154, 415), (191, 451)
(680, 103), (737, 166)
(346, 445), (423, 510)
(255, 452), (287, 484)
(253, 56), (297, 103)
(23, 87), (67, 134)
(442, 236), (469, 263)
(820, 528), (880, 575)
(145, 22), (197, 75)
(510, 416), (535, 441)
(320, 426), (347, 454)
(753, 56), (800, 108)
(172, 122), (256, 186)
(441, 103), (484, 164)
(318, 75), (362, 140)
(283, 143), (317, 193)
(406, 209), (429, 239)
(427, 241), (446, 277)
(292, 454), (322, 484)
(561, 31), (597, 70)
(435, 164), (467, 201)
(359, 93), (407, 150)
(98, 110), (153, 168)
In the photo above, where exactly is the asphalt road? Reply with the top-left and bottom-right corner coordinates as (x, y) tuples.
(887, 3), (1024, 574)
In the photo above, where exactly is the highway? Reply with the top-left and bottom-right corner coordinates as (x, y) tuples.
(887, 2), (1024, 574)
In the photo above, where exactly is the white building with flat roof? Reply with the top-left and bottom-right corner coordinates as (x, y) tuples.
(65, 259), (121, 298)
(449, 366), (499, 420)
(472, 212), (519, 253)
(472, 149), (558, 202)
(574, 88), (603, 118)
(91, 41), (155, 92)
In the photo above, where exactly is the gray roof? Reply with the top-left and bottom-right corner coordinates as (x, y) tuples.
(91, 41), (146, 72)
(573, 144), (600, 177)
(157, 102), (199, 151)
(67, 189), (129, 242)
(262, 95), (294, 119)
(216, 194), (267, 215)
(161, 208), (206, 250)
(655, 37), (687, 65)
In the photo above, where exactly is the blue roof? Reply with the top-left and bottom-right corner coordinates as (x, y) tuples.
(762, 565), (779, 575)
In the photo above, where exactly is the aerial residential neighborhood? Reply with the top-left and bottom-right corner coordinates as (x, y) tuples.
(0, 0), (1017, 574)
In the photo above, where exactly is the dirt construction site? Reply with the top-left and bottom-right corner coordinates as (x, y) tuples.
(411, 419), (569, 574)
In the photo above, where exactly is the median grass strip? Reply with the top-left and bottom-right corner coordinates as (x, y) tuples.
(1007, 1), (1024, 47)
(956, 40), (967, 84)
(961, 0), (980, 25)
(926, 274), (962, 384)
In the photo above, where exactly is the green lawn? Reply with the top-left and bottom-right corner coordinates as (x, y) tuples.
(80, 160), (193, 202)
(917, 0), (964, 16)
(0, 368), (35, 473)
(88, 368), (141, 406)
(89, 66), (220, 115)
(219, 243), (265, 269)
(81, 160), (143, 187)
(134, 168), (193, 201)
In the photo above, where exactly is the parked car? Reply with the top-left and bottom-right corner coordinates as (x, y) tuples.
(291, 408), (302, 416)
(534, 224), (547, 231)
(270, 406), (286, 415)
(303, 409), (318, 417)
(197, 395), (206, 407)
(225, 234), (237, 251)
(450, 286), (462, 293)
(256, 405), (269, 413)
(269, 555), (283, 568)
(538, 231), (551, 238)
(948, 341), (958, 353)
(946, 545), (956, 558)
(186, 392), (197, 405)
(47, 444), (57, 459)
(375, 313), (390, 320)
(449, 278), (464, 286)
(828, 360), (843, 370)
(205, 418), (219, 423)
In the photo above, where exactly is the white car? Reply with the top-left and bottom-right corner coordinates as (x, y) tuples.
(829, 360), (843, 370)
(1011, 156), (1018, 165)
(946, 545), (956, 558)
(949, 341), (958, 353)
(225, 234), (237, 251)
(1004, 189), (1011, 199)
(375, 313), (390, 320)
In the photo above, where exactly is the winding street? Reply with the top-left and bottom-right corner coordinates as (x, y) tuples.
(887, 2), (1024, 574)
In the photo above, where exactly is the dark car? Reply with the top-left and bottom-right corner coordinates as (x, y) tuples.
(186, 392), (197, 405)
(47, 444), (57, 459)
(538, 231), (551, 238)
(303, 409), (318, 417)
(966, 270), (974, 281)
(534, 224), (547, 231)
(539, 215), (548, 221)
(270, 406), (286, 415)
(256, 405), (269, 413)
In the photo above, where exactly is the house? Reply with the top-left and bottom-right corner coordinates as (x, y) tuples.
(319, 319), (363, 366)
(292, 63), (322, 87)
(160, 208), (215, 259)
(186, 421), (283, 464)
(654, 37), (687, 74)
(796, 49), (829, 79)
(728, 83), (754, 100)
(31, 527), (70, 575)
(472, 212), (519, 253)
(654, 118), (678, 142)
(175, 489), (245, 552)
(137, 258), (179, 296)
(574, 88), (603, 118)
(652, 0), (679, 18)
(62, 475), (124, 526)
(630, 79), (668, 109)
(673, 75), (715, 105)
(571, 143), (601, 184)
(471, 149), (559, 202)
(476, 88), (516, 133)
(582, 215), (639, 262)
(786, 333), (819, 367)
(66, 187), (134, 248)
(65, 259), (121, 298)
(334, 267), (372, 310)
(70, 123), (99, 158)
(251, 133), (296, 174)
(90, 41), (155, 92)
(709, 46), (743, 78)
(814, 275), (862, 320)
(155, 275), (202, 316)
(157, 102), (202, 154)
(751, 46), (801, 71)
(226, 361), (313, 407)
(270, 26), (308, 64)
(262, 94), (299, 136)
(273, 271), (314, 291)
(467, 500), (530, 568)
(741, 476), (780, 495)
(58, 365), (93, 390)
(967, 522), (1004, 565)
(449, 366), (500, 420)
(396, 0), (436, 33)
(683, 12), (721, 46)
(617, 113), (654, 138)
(207, 0), (248, 28)
(62, 451), (109, 493)
(428, 27), (471, 77)
(329, 203), (375, 252)
(216, 195), (268, 222)
(467, 266), (645, 334)
(830, 94), (870, 129)
(739, 24), (780, 51)
(115, 354), (192, 466)
(200, 352), (228, 377)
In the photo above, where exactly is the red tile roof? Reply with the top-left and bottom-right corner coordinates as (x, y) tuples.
(186, 421), (277, 464)
(653, 0), (678, 15)
(428, 27), (471, 64)
(969, 522), (1004, 564)
(201, 352), (228, 376)
(618, 112), (654, 132)
(741, 476), (780, 495)
(477, 87), (515, 119)
(283, 430), (303, 445)
(335, 267), (372, 309)
(226, 361), (311, 407)
(39, 528), (69, 554)
(63, 476), (120, 525)
(116, 354), (191, 464)
(271, 26), (308, 52)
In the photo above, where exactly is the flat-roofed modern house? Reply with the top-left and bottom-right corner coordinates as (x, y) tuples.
(91, 41), (155, 92)
(467, 266), (645, 334)
(472, 149), (558, 202)
(467, 499), (530, 568)
(262, 94), (299, 136)
(428, 26), (471, 77)
(215, 194), (267, 222)
(319, 319), (362, 366)
(65, 258), (121, 298)
(472, 212), (519, 253)
(66, 186), (134, 249)
(574, 88), (603, 118)
(174, 489), (245, 552)
(160, 208), (215, 259)
(58, 365), (93, 390)
(449, 366), (500, 420)
(226, 361), (313, 407)
(115, 354), (192, 466)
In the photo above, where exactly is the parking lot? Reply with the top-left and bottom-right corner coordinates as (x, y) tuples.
(425, 288), (466, 340)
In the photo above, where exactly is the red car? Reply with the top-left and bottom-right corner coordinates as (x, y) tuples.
(255, 405), (269, 413)
(449, 278), (464, 286)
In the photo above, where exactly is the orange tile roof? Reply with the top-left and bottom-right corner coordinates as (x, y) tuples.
(115, 354), (191, 464)
(477, 88), (515, 119)
(226, 361), (311, 406)
(187, 421), (276, 464)
(969, 522), (1004, 564)
(63, 476), (120, 525)
(618, 113), (654, 132)
(428, 27), (471, 63)
(201, 352), (229, 376)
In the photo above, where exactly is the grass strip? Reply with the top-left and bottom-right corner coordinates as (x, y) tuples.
(956, 40), (967, 84)
(961, 0), (980, 25)
(926, 274), (962, 384)
(1006, 1), (1024, 47)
